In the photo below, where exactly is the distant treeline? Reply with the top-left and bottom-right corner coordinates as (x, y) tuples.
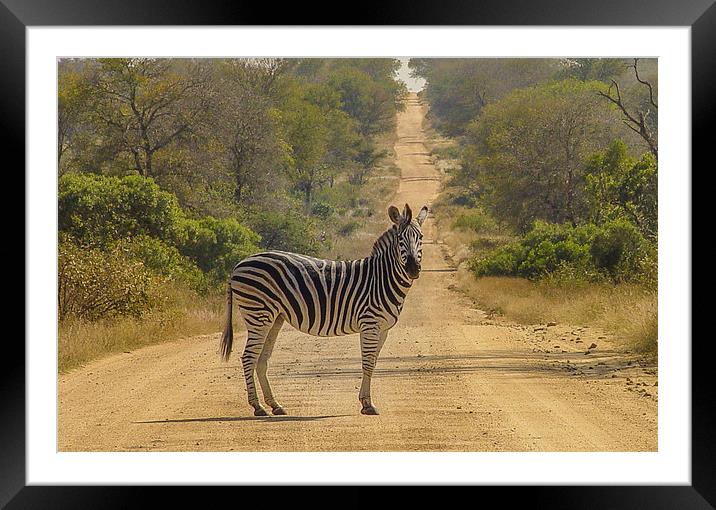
(58, 58), (407, 322)
(410, 58), (658, 283)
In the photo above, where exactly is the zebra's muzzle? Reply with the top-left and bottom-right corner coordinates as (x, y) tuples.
(406, 257), (421, 279)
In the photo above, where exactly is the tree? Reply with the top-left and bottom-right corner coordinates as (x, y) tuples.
(584, 140), (658, 239)
(209, 70), (288, 205)
(91, 58), (210, 178)
(280, 94), (331, 210)
(328, 65), (403, 137)
(222, 58), (291, 100)
(58, 63), (94, 171)
(462, 79), (623, 230)
(351, 139), (388, 185)
(597, 58), (658, 159)
(304, 82), (364, 186)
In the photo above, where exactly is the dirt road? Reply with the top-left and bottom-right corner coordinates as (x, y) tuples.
(59, 93), (657, 452)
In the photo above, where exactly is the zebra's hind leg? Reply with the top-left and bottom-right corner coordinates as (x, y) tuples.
(358, 328), (388, 415)
(241, 319), (276, 417)
(256, 316), (286, 415)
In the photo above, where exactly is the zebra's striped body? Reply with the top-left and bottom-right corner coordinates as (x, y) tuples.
(221, 203), (428, 416)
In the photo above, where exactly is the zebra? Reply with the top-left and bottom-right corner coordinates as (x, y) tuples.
(220, 203), (429, 416)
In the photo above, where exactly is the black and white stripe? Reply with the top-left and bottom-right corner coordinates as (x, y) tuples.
(220, 203), (429, 416)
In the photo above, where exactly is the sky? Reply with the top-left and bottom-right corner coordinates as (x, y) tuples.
(396, 58), (426, 92)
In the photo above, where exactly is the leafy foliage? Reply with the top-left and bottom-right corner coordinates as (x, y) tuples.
(470, 220), (651, 283)
(58, 58), (408, 324)
(59, 236), (158, 321)
(451, 208), (499, 235)
(248, 211), (321, 256)
(117, 235), (208, 292)
(173, 216), (261, 281)
(584, 139), (657, 239)
(58, 173), (184, 247)
(460, 79), (623, 230)
(589, 219), (648, 279)
(59, 173), (260, 286)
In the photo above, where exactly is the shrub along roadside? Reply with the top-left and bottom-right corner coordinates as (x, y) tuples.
(58, 238), (159, 322)
(58, 173), (185, 248)
(451, 208), (500, 235)
(116, 235), (209, 293)
(173, 216), (261, 283)
(459, 218), (657, 354)
(59, 173), (262, 292)
(469, 219), (655, 285)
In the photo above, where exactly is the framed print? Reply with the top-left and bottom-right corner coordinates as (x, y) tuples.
(6, 0), (711, 506)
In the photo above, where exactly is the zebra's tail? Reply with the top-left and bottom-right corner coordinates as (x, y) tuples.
(220, 281), (233, 362)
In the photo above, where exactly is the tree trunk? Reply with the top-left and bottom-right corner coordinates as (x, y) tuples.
(304, 185), (313, 211)
(144, 149), (153, 177)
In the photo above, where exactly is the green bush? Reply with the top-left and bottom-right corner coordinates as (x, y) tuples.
(58, 236), (158, 321)
(470, 242), (524, 276)
(311, 201), (335, 219)
(470, 219), (650, 282)
(174, 217), (261, 281)
(116, 235), (209, 292)
(249, 211), (320, 256)
(315, 182), (361, 213)
(59, 173), (263, 285)
(590, 219), (646, 280)
(584, 140), (658, 240)
(58, 173), (184, 247)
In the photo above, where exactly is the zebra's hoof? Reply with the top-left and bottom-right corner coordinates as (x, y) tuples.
(361, 405), (379, 415)
(254, 407), (268, 417)
(272, 406), (287, 415)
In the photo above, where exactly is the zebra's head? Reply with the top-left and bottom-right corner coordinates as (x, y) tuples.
(388, 203), (429, 280)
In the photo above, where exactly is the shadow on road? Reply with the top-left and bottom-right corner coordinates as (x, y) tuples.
(134, 414), (351, 424)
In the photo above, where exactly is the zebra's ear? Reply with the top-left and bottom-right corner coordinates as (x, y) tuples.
(403, 203), (412, 224)
(388, 205), (402, 225)
(416, 205), (429, 226)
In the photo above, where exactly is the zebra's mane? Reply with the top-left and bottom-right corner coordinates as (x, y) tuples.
(370, 225), (398, 257)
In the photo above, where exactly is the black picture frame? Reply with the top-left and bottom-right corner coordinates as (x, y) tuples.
(5, 0), (709, 506)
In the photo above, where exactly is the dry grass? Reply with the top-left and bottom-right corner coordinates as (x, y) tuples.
(456, 269), (657, 354)
(58, 285), (227, 373)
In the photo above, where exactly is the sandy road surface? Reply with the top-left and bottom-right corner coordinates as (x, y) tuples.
(59, 93), (657, 452)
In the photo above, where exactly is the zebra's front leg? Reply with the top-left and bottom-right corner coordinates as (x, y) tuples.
(358, 328), (388, 415)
